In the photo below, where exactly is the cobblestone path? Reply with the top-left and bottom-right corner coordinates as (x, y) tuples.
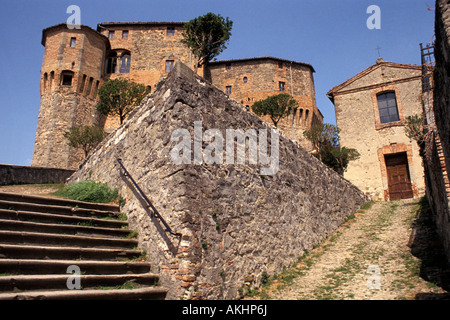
(249, 198), (450, 300)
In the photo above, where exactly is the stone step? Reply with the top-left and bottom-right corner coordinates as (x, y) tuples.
(0, 192), (120, 213)
(0, 219), (132, 239)
(0, 230), (138, 250)
(0, 274), (159, 292)
(0, 259), (152, 275)
(0, 244), (143, 261)
(0, 209), (127, 229)
(0, 200), (119, 220)
(0, 287), (167, 300)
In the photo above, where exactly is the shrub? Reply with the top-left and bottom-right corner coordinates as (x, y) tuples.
(54, 180), (118, 203)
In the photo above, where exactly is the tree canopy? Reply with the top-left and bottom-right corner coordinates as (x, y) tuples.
(180, 12), (233, 72)
(64, 125), (107, 158)
(303, 123), (360, 175)
(97, 78), (150, 124)
(251, 93), (298, 128)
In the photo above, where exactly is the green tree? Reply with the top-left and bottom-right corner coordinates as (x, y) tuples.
(64, 125), (107, 158)
(252, 93), (298, 128)
(303, 123), (360, 175)
(97, 78), (150, 124)
(181, 12), (233, 73)
(404, 114), (425, 146)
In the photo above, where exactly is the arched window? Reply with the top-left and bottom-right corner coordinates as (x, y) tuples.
(106, 50), (131, 74)
(43, 73), (48, 93)
(377, 91), (399, 124)
(243, 76), (248, 83)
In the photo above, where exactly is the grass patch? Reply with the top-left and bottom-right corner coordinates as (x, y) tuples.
(53, 180), (118, 203)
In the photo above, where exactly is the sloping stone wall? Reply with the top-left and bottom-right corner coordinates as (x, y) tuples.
(69, 62), (368, 299)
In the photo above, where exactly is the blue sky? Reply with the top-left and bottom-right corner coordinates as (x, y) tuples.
(0, 0), (435, 166)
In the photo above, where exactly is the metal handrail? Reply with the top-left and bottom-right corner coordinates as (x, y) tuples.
(116, 158), (181, 237)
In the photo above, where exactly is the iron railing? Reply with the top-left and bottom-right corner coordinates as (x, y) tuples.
(116, 158), (181, 237)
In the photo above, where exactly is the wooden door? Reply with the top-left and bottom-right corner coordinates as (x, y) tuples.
(385, 153), (413, 200)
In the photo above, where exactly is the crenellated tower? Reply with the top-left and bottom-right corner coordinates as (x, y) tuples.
(32, 24), (109, 169)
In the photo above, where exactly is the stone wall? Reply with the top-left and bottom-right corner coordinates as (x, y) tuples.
(69, 62), (368, 300)
(427, 0), (450, 261)
(0, 164), (74, 186)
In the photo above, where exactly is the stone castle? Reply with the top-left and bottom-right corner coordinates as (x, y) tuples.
(32, 21), (322, 170)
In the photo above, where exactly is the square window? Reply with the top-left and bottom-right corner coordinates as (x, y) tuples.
(167, 27), (175, 36)
(278, 62), (283, 69)
(61, 73), (73, 86)
(165, 60), (175, 72)
(122, 30), (129, 39)
(70, 37), (76, 47)
(226, 63), (231, 70)
(226, 86), (232, 95)
(279, 81), (285, 91)
(109, 31), (115, 39)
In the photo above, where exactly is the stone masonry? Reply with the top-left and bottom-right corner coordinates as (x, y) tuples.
(32, 22), (323, 170)
(69, 62), (368, 300)
(327, 58), (425, 201)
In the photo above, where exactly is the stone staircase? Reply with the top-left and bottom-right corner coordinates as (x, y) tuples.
(0, 192), (167, 300)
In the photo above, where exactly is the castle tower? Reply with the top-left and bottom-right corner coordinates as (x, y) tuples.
(32, 24), (110, 169)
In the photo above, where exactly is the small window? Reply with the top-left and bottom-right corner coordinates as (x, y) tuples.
(43, 73), (48, 93)
(79, 74), (86, 93)
(86, 77), (93, 96)
(108, 31), (115, 39)
(279, 81), (285, 92)
(243, 76), (248, 83)
(278, 62), (283, 69)
(61, 71), (74, 86)
(165, 60), (175, 72)
(92, 80), (100, 98)
(225, 63), (231, 70)
(122, 30), (129, 39)
(70, 37), (76, 47)
(377, 91), (400, 124)
(226, 85), (232, 95)
(167, 27), (175, 36)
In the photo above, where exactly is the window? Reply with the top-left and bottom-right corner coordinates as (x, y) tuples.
(165, 60), (175, 72)
(226, 85), (232, 95)
(106, 51), (131, 74)
(122, 30), (129, 39)
(43, 73), (48, 93)
(167, 27), (175, 36)
(377, 91), (400, 124)
(61, 71), (74, 86)
(279, 81), (285, 92)
(108, 30), (115, 39)
(49, 71), (54, 90)
(79, 74), (86, 93)
(243, 76), (248, 83)
(86, 77), (93, 96)
(278, 62), (283, 69)
(225, 63), (231, 70)
(92, 80), (100, 98)
(119, 54), (131, 73)
(70, 37), (76, 47)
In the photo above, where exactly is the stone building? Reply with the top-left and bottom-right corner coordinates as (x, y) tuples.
(32, 21), (321, 170)
(207, 57), (322, 150)
(32, 24), (109, 169)
(327, 57), (425, 201)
